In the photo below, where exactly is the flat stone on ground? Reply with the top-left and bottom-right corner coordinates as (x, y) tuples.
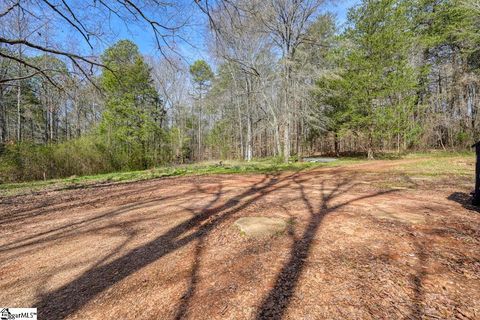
(235, 216), (287, 237)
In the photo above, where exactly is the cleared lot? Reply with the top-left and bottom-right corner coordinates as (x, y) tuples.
(0, 157), (478, 319)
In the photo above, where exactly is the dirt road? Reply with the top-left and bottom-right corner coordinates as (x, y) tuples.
(0, 160), (479, 319)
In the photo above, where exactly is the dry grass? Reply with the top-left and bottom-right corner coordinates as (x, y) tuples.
(0, 156), (478, 319)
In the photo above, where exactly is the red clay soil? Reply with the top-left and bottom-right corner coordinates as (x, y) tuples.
(0, 160), (479, 319)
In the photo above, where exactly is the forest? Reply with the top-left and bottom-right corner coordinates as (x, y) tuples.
(0, 0), (479, 182)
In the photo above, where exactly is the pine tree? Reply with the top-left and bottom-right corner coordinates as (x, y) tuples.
(318, 0), (421, 158)
(100, 40), (164, 169)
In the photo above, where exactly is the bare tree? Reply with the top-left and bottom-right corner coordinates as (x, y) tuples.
(208, 0), (274, 161)
(0, 0), (191, 87)
(202, 0), (326, 161)
(255, 0), (325, 162)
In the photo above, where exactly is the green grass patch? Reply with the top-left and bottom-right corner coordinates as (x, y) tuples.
(371, 152), (475, 190)
(2, 152), (473, 197)
(0, 157), (363, 197)
(396, 154), (474, 177)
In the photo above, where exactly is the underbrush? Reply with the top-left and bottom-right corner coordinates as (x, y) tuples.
(0, 138), (112, 183)
(0, 142), (474, 197)
(0, 136), (175, 183)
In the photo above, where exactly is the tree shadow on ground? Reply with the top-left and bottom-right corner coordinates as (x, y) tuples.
(0, 182), (172, 224)
(447, 192), (480, 213)
(363, 212), (430, 319)
(255, 175), (396, 319)
(33, 172), (300, 319)
(174, 235), (204, 320)
(0, 186), (200, 254)
(407, 231), (428, 320)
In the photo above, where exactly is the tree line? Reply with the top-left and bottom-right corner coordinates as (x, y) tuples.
(0, 0), (479, 182)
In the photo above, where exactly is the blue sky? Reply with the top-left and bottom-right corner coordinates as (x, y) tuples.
(327, 0), (360, 26)
(90, 0), (360, 64)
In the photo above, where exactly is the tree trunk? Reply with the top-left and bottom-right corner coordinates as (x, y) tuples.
(0, 91), (6, 143)
(367, 129), (374, 160)
(283, 63), (291, 163)
(237, 96), (244, 159)
(245, 115), (253, 161)
(283, 121), (290, 162)
(274, 125), (281, 157)
(49, 108), (54, 142)
(245, 78), (253, 161)
(16, 81), (22, 141)
(76, 109), (81, 138)
(334, 132), (340, 157)
(198, 104), (202, 160)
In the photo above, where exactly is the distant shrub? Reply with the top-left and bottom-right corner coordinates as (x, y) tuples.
(0, 133), (178, 183)
(50, 137), (111, 177)
(0, 143), (52, 182)
(0, 137), (109, 182)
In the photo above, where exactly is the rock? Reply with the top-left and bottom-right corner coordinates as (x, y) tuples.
(235, 216), (287, 237)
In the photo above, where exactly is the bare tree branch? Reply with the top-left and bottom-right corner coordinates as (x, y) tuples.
(0, 36), (103, 68)
(40, 0), (93, 49)
(0, 0), (189, 86)
(0, 50), (61, 88)
(0, 0), (20, 18)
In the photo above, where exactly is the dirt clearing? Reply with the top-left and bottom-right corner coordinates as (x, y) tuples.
(0, 158), (479, 319)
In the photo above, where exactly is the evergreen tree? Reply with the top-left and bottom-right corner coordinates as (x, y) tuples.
(100, 40), (165, 169)
(317, 0), (421, 158)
